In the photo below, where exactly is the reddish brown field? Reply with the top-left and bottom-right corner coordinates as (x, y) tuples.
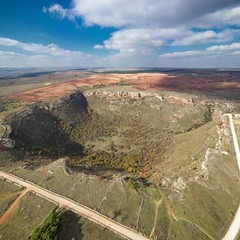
(9, 72), (240, 102)
(9, 73), (167, 102)
(10, 81), (87, 102)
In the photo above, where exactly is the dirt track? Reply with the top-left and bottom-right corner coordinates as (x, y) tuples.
(0, 189), (28, 225)
(0, 171), (149, 240)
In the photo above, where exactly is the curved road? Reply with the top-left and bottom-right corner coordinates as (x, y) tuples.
(0, 171), (149, 240)
(222, 114), (240, 240)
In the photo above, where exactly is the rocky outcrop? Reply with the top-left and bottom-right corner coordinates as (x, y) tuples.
(84, 90), (193, 105)
(0, 138), (15, 148)
(0, 124), (15, 148)
(84, 90), (160, 99)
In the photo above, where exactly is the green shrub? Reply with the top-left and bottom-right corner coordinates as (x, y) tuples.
(29, 209), (62, 240)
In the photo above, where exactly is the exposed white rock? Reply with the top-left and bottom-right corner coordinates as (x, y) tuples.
(172, 177), (186, 194)
(0, 138), (15, 148)
(84, 90), (194, 105)
(221, 151), (230, 156)
(201, 148), (211, 180)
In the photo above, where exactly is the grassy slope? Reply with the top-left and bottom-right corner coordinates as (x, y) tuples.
(9, 165), (164, 238)
(157, 118), (240, 239)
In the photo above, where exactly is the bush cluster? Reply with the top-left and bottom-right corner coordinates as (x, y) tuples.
(29, 209), (62, 240)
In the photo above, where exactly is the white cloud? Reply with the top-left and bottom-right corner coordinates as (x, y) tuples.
(0, 51), (25, 58)
(0, 37), (96, 68)
(2, 0), (240, 68)
(172, 29), (240, 46)
(0, 38), (20, 46)
(44, 0), (240, 28)
(161, 42), (240, 58)
(156, 45), (240, 67)
(0, 37), (90, 58)
(94, 44), (104, 49)
(196, 6), (240, 27)
(207, 42), (240, 51)
(95, 27), (192, 53)
(94, 28), (240, 54)
(161, 50), (205, 58)
(43, 1), (240, 60)
(43, 4), (75, 21)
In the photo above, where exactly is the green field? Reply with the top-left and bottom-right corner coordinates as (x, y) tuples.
(0, 191), (56, 240)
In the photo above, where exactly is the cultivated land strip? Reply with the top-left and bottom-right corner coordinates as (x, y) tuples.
(0, 171), (149, 240)
(0, 189), (28, 225)
(222, 114), (240, 240)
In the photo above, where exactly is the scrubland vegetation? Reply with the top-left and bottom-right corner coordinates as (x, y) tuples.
(0, 83), (239, 239)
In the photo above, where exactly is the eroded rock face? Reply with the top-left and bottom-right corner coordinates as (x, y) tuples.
(85, 90), (155, 99)
(0, 124), (15, 148)
(84, 90), (194, 105)
(0, 138), (15, 148)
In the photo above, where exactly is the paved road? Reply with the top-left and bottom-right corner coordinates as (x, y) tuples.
(0, 171), (149, 240)
(222, 114), (240, 240)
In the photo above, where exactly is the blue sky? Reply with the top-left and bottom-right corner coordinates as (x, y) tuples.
(0, 0), (240, 68)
